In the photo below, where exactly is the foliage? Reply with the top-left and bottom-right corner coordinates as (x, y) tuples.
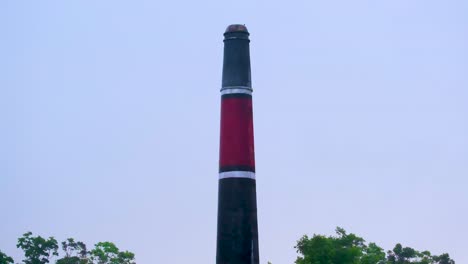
(386, 244), (455, 264)
(295, 227), (455, 264)
(1, 228), (455, 264)
(295, 227), (370, 264)
(0, 251), (14, 264)
(16, 232), (59, 264)
(56, 238), (89, 264)
(90, 242), (135, 264)
(1, 232), (135, 264)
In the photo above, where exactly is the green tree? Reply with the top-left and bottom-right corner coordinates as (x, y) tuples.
(295, 227), (373, 264)
(90, 242), (135, 264)
(16, 232), (59, 264)
(56, 238), (89, 264)
(361, 243), (386, 264)
(7, 233), (136, 264)
(386, 244), (455, 264)
(295, 228), (455, 264)
(387, 243), (418, 264)
(432, 253), (455, 264)
(0, 250), (14, 264)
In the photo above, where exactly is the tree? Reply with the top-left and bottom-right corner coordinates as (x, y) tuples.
(16, 232), (59, 264)
(432, 254), (455, 264)
(0, 250), (14, 264)
(4, 233), (135, 264)
(387, 243), (418, 264)
(295, 227), (375, 264)
(361, 243), (386, 264)
(56, 238), (89, 264)
(386, 244), (455, 264)
(90, 242), (135, 264)
(295, 228), (455, 264)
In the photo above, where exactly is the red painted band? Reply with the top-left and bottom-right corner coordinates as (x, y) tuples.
(219, 97), (255, 170)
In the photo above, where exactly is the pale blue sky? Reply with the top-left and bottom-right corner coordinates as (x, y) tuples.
(1, 0), (467, 263)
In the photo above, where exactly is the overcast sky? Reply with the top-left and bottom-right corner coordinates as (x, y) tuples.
(1, 0), (467, 263)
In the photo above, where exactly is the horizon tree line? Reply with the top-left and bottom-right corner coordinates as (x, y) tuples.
(1, 228), (455, 264)
(0, 232), (135, 264)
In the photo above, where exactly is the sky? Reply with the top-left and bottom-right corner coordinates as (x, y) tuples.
(1, 0), (467, 263)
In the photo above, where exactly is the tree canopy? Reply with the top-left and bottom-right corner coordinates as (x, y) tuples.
(0, 250), (14, 264)
(3, 228), (455, 264)
(294, 227), (454, 264)
(1, 232), (135, 264)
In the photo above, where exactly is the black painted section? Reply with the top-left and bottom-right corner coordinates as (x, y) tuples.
(222, 30), (252, 89)
(219, 165), (255, 173)
(221, 93), (252, 99)
(217, 178), (259, 264)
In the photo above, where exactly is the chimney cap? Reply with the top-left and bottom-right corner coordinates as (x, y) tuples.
(225, 24), (249, 33)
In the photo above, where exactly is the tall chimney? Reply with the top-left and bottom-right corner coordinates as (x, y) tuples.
(216, 24), (259, 264)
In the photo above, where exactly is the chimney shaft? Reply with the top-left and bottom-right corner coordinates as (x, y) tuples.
(216, 24), (259, 264)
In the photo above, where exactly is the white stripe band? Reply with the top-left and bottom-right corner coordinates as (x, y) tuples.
(220, 86), (252, 95)
(219, 171), (255, 179)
